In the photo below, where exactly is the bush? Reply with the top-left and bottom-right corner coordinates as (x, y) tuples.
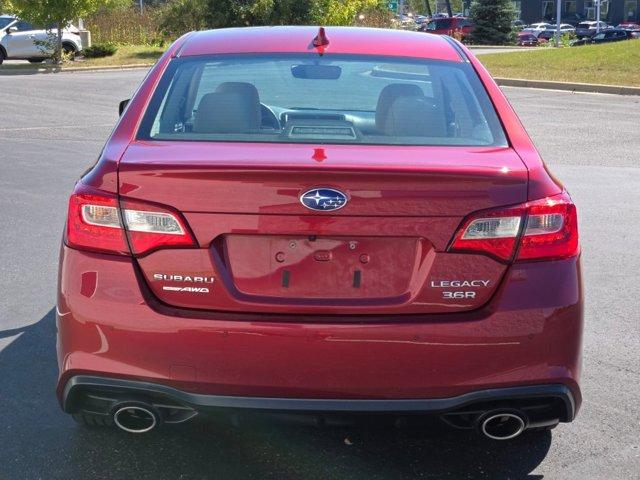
(82, 42), (118, 58)
(85, 0), (394, 46)
(85, 6), (166, 46)
(157, 0), (208, 39)
(312, 0), (392, 27)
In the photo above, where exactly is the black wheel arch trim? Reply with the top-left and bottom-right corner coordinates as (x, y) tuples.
(62, 375), (576, 420)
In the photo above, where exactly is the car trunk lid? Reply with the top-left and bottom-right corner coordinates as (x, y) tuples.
(119, 142), (528, 316)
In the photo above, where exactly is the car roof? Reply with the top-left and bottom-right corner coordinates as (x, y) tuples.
(177, 26), (463, 63)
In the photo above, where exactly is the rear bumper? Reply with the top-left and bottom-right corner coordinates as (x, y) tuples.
(63, 375), (575, 428)
(63, 375), (575, 415)
(57, 245), (583, 412)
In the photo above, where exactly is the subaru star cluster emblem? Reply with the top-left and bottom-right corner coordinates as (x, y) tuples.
(300, 188), (348, 212)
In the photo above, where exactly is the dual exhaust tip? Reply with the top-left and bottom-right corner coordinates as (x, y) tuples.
(110, 402), (528, 440)
(478, 411), (527, 441)
(112, 403), (159, 434)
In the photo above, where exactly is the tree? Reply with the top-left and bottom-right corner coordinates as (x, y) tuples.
(158, 0), (209, 38)
(7, 0), (129, 63)
(312, 0), (390, 26)
(468, 0), (516, 45)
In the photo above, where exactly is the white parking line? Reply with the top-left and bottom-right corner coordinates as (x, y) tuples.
(0, 123), (113, 132)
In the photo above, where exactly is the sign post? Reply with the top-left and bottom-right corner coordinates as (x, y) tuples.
(555, 0), (562, 46)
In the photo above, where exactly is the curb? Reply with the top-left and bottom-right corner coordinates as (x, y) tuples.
(495, 77), (640, 96)
(0, 63), (154, 75)
(468, 45), (532, 50)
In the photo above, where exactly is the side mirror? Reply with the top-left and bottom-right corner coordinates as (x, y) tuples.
(6, 26), (18, 34)
(119, 99), (130, 116)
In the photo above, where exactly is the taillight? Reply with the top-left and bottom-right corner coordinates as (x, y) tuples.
(517, 195), (579, 261)
(65, 185), (195, 256)
(449, 192), (579, 262)
(66, 186), (129, 255)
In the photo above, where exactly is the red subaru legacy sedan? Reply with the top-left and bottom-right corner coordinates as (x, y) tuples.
(57, 27), (582, 440)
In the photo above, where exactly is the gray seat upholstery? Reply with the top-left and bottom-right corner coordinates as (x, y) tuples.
(381, 96), (447, 138)
(375, 83), (425, 133)
(193, 82), (261, 134)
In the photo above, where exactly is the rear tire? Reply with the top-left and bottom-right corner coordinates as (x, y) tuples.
(71, 412), (114, 428)
(62, 44), (76, 61)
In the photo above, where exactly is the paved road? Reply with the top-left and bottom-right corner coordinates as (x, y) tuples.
(0, 70), (638, 479)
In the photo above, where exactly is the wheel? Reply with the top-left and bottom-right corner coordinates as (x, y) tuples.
(62, 44), (76, 60)
(71, 412), (114, 428)
(0, 49), (5, 65)
(28, 58), (44, 64)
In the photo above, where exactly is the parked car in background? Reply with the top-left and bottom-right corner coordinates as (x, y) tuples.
(414, 15), (429, 26)
(517, 31), (539, 46)
(420, 17), (473, 40)
(617, 22), (640, 31)
(538, 24), (576, 41)
(0, 15), (82, 64)
(522, 22), (554, 37)
(512, 19), (526, 31)
(571, 28), (635, 45)
(575, 21), (611, 38)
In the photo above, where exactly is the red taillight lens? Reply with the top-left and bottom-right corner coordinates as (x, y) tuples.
(449, 192), (579, 262)
(66, 187), (129, 255)
(517, 195), (579, 261)
(65, 185), (196, 256)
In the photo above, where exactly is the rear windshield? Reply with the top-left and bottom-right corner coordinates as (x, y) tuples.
(138, 54), (507, 147)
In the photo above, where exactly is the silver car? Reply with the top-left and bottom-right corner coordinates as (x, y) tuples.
(0, 15), (82, 64)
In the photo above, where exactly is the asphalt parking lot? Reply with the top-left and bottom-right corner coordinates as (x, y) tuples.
(0, 70), (638, 479)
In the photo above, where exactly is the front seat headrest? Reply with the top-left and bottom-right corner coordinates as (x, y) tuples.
(382, 96), (446, 138)
(375, 83), (425, 132)
(215, 82), (261, 129)
(193, 91), (259, 134)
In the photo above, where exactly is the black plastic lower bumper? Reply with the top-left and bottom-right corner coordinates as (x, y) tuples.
(62, 375), (576, 428)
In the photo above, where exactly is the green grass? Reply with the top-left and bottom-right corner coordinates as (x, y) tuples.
(73, 44), (164, 68)
(479, 40), (640, 87)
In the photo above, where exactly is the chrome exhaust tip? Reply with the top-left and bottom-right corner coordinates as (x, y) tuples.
(479, 411), (527, 441)
(113, 403), (159, 434)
